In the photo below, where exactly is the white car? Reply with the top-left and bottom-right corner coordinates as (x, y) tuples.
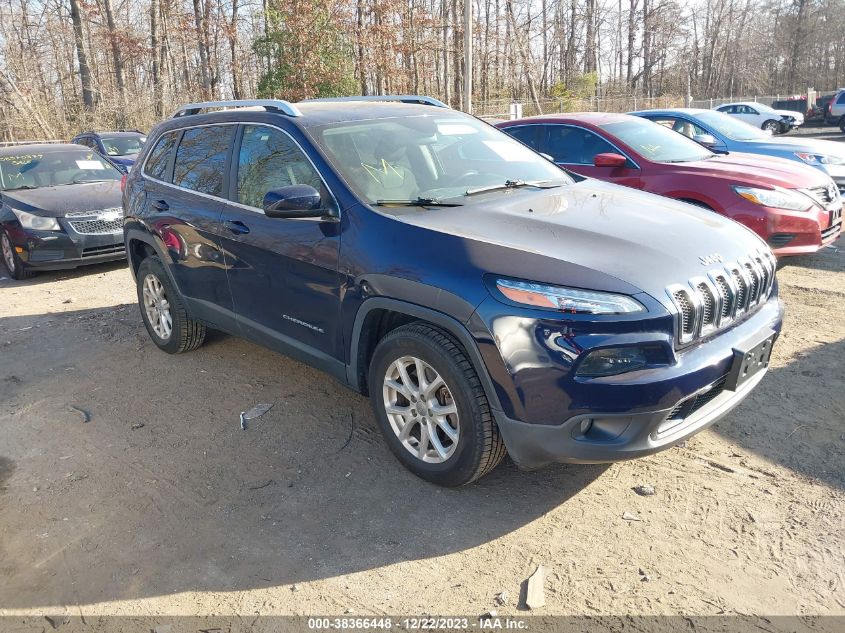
(715, 101), (803, 134)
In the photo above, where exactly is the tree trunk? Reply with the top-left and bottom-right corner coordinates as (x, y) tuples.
(69, 0), (95, 110)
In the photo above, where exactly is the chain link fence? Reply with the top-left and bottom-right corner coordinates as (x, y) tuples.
(473, 94), (686, 119)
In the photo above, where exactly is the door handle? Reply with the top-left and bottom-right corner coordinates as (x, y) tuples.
(223, 219), (250, 235)
(151, 199), (169, 213)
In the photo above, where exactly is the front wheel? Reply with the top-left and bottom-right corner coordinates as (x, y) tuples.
(762, 119), (780, 134)
(136, 256), (206, 354)
(1, 230), (33, 280)
(839, 116), (845, 134)
(368, 322), (506, 486)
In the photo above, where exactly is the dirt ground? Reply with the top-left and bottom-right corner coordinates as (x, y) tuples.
(1, 137), (844, 622)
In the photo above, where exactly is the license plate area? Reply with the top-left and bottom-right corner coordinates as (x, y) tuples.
(725, 330), (775, 391)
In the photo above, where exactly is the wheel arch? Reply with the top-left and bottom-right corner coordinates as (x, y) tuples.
(347, 297), (503, 413)
(124, 225), (181, 294)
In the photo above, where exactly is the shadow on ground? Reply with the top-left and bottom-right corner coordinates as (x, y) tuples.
(0, 305), (608, 608)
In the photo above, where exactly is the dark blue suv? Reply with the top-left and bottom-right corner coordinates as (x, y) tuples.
(123, 98), (784, 486)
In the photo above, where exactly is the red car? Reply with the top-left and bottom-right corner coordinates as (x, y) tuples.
(497, 113), (842, 256)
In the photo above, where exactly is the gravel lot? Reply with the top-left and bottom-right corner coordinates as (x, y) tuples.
(0, 130), (843, 623)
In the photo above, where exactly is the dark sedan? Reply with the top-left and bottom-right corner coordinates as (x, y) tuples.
(0, 144), (126, 279)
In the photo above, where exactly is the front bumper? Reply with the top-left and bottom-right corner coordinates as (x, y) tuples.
(724, 198), (842, 256)
(470, 293), (784, 469)
(495, 369), (767, 467)
(3, 220), (125, 271)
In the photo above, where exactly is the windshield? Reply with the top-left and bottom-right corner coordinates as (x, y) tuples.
(753, 103), (776, 113)
(309, 114), (572, 204)
(695, 111), (770, 141)
(600, 118), (714, 162)
(101, 135), (145, 156)
(0, 150), (123, 190)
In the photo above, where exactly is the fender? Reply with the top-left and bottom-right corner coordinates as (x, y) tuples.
(347, 297), (504, 413)
(124, 223), (180, 289)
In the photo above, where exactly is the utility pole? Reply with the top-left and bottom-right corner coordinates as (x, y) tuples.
(463, 0), (472, 113)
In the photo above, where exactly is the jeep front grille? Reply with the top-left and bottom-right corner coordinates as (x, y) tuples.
(667, 249), (776, 345)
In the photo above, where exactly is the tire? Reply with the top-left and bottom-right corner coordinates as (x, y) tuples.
(839, 116), (845, 134)
(1, 230), (33, 280)
(762, 119), (780, 134)
(136, 256), (206, 354)
(368, 322), (507, 487)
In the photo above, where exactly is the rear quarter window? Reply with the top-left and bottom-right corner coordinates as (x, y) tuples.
(143, 132), (177, 181)
(837, 93), (845, 104)
(173, 125), (235, 196)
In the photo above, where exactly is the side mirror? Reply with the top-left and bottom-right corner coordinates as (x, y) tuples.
(263, 184), (324, 219)
(693, 133), (717, 148)
(593, 152), (628, 168)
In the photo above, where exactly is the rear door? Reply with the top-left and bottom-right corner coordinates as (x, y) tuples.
(141, 125), (235, 326)
(218, 123), (343, 370)
(539, 124), (643, 188)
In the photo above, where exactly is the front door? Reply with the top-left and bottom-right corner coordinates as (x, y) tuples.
(540, 124), (643, 188)
(218, 124), (343, 369)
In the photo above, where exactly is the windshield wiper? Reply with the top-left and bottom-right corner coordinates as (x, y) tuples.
(464, 179), (564, 197)
(374, 198), (463, 207)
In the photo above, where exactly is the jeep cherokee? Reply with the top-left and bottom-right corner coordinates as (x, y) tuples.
(123, 98), (783, 487)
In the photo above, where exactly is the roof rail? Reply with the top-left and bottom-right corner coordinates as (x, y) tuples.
(172, 99), (302, 118)
(301, 95), (450, 109)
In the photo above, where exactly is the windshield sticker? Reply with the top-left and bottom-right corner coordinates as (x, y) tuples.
(76, 160), (106, 170)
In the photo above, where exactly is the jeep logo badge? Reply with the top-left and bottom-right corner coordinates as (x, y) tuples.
(699, 253), (724, 266)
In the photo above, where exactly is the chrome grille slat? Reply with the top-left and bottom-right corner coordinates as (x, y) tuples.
(667, 250), (775, 346)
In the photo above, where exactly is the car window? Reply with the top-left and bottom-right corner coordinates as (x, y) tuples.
(718, 105), (734, 113)
(600, 118), (714, 162)
(695, 111), (769, 141)
(143, 132), (178, 181)
(745, 106), (759, 115)
(236, 125), (324, 209)
(0, 149), (122, 190)
(101, 135), (144, 156)
(544, 125), (616, 164)
(173, 125), (234, 196)
(837, 92), (845, 104)
(311, 115), (570, 204)
(647, 117), (708, 140)
(504, 125), (541, 150)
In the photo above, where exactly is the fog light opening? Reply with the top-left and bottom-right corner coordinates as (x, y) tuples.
(580, 418), (594, 435)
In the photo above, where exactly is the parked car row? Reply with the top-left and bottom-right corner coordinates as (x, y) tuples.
(1, 96), (839, 487)
(498, 110), (842, 256)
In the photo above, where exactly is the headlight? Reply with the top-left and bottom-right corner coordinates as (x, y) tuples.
(10, 208), (61, 231)
(733, 186), (813, 211)
(794, 152), (845, 166)
(496, 279), (645, 314)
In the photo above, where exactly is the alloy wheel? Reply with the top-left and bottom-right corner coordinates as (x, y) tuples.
(142, 273), (173, 340)
(1, 232), (16, 273)
(382, 355), (460, 463)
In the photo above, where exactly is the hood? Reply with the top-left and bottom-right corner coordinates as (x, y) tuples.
(385, 179), (769, 309)
(1, 181), (122, 218)
(741, 136), (845, 158)
(669, 152), (829, 189)
(110, 155), (136, 167)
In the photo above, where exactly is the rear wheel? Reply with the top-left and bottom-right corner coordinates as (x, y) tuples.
(368, 322), (506, 487)
(762, 119), (780, 134)
(136, 256), (206, 354)
(1, 230), (33, 280)
(839, 116), (845, 134)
